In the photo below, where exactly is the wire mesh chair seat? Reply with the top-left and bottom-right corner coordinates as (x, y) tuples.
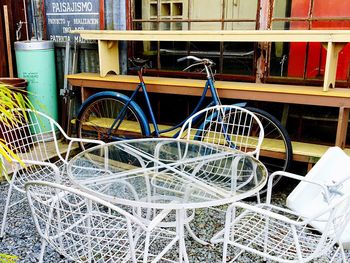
(9, 159), (67, 190)
(25, 181), (179, 263)
(211, 171), (350, 263)
(150, 153), (261, 199)
(0, 108), (104, 239)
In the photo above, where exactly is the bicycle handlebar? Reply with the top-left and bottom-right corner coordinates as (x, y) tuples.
(177, 56), (215, 68)
(177, 56), (202, 63)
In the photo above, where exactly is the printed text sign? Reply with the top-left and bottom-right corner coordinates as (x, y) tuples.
(44, 0), (101, 42)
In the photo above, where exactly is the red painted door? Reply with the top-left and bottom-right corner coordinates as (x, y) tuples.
(287, 0), (350, 81)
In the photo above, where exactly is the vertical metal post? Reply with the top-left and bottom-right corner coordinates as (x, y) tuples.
(23, 0), (29, 40)
(256, 0), (271, 83)
(115, 0), (127, 74)
(157, 0), (161, 70)
(31, 0), (38, 39)
(219, 0), (225, 74)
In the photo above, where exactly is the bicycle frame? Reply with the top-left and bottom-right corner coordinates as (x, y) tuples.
(108, 66), (221, 139)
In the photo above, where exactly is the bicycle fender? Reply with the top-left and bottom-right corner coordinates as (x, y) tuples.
(79, 91), (151, 136)
(232, 102), (247, 108)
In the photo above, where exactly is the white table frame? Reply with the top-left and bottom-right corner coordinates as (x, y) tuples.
(68, 138), (268, 262)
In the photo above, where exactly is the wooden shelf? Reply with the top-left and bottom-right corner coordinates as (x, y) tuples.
(71, 29), (350, 91)
(67, 29), (350, 163)
(71, 29), (350, 42)
(67, 73), (350, 107)
(67, 72), (350, 149)
(76, 116), (350, 166)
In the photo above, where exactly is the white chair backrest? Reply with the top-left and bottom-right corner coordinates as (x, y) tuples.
(177, 105), (264, 158)
(0, 109), (63, 163)
(287, 146), (350, 248)
(25, 181), (146, 263)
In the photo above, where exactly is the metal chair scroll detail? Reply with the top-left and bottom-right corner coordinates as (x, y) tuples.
(25, 181), (178, 263)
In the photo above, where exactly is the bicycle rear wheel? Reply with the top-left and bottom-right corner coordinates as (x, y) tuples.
(246, 107), (293, 191)
(76, 91), (150, 150)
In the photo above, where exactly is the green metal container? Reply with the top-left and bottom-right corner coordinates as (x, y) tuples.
(15, 40), (58, 132)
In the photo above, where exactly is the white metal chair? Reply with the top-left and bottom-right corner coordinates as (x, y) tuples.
(0, 108), (104, 239)
(175, 105), (265, 243)
(152, 105), (264, 204)
(287, 146), (350, 249)
(177, 105), (264, 158)
(25, 181), (178, 263)
(211, 171), (350, 263)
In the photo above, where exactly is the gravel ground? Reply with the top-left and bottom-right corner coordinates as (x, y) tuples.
(0, 181), (349, 263)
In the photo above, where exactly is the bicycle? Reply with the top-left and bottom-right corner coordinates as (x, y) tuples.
(76, 56), (293, 191)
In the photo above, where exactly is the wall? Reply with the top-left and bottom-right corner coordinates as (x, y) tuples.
(0, 0), (27, 77)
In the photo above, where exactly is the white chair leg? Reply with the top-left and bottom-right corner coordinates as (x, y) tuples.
(185, 222), (209, 245)
(142, 232), (151, 263)
(222, 208), (232, 263)
(38, 239), (47, 263)
(0, 181), (14, 238)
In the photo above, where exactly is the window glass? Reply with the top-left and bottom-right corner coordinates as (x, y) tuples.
(131, 0), (258, 77)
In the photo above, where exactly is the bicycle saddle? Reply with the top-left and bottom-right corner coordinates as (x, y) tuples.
(129, 57), (149, 67)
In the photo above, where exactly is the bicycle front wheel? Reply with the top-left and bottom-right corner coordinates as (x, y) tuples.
(245, 107), (293, 189)
(76, 92), (150, 150)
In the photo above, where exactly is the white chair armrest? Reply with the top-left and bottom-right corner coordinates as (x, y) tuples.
(211, 202), (307, 245)
(266, 171), (328, 204)
(14, 159), (61, 178)
(229, 202), (308, 226)
(62, 137), (105, 162)
(66, 137), (106, 146)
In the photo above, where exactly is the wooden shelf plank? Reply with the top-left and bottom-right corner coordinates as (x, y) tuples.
(67, 73), (350, 107)
(77, 117), (349, 165)
(71, 29), (350, 87)
(71, 29), (350, 43)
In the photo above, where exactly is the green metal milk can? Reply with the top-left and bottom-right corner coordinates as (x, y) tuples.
(14, 40), (58, 132)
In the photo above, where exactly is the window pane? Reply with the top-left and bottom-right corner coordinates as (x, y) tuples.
(131, 0), (258, 75)
(222, 42), (254, 75)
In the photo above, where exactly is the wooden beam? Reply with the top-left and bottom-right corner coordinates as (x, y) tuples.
(72, 30), (350, 87)
(336, 107), (349, 148)
(66, 73), (350, 107)
(323, 42), (346, 91)
(71, 29), (350, 43)
(3, 5), (13, 77)
(0, 2), (8, 76)
(98, 40), (119, 77)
